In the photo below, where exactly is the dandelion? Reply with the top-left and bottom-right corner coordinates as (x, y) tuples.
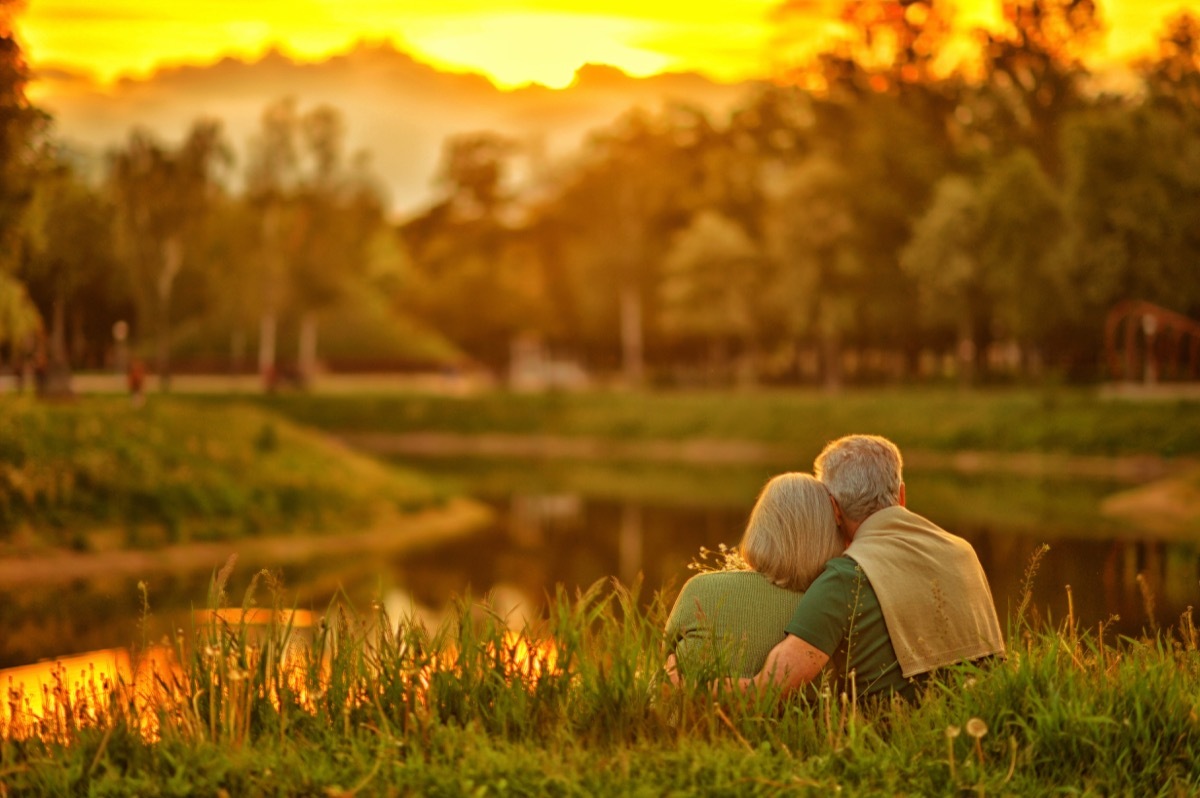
(966, 717), (988, 765)
(945, 725), (961, 782)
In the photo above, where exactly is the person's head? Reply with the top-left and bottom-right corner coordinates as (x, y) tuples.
(740, 472), (844, 591)
(814, 434), (904, 526)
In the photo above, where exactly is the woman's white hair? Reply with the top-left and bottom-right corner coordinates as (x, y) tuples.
(740, 472), (843, 591)
(814, 434), (903, 523)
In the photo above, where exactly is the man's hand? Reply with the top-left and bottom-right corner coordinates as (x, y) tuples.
(743, 634), (829, 695)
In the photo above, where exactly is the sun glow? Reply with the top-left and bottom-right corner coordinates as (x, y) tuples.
(402, 13), (673, 89)
(13, 0), (1200, 91)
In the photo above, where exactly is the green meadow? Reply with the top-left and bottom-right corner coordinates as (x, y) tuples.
(251, 387), (1200, 459)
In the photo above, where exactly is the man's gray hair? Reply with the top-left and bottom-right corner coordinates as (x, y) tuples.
(814, 435), (903, 523)
(740, 472), (843, 592)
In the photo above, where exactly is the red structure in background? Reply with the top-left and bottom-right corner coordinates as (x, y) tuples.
(1104, 300), (1200, 383)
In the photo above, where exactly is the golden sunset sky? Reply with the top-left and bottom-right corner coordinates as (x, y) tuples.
(15, 0), (1200, 89)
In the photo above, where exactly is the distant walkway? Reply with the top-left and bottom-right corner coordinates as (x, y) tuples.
(1, 371), (489, 396)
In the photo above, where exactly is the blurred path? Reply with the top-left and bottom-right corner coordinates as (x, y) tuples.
(10, 371), (490, 396)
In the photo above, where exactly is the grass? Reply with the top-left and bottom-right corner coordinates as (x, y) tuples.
(3, 568), (1198, 796)
(245, 387), (1200, 460)
(0, 396), (450, 550)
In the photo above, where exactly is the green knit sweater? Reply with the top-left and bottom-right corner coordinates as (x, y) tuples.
(664, 570), (805, 679)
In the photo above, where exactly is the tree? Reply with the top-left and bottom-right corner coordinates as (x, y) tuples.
(400, 130), (538, 370)
(659, 210), (765, 382)
(245, 98), (300, 381)
(108, 120), (231, 390)
(1062, 105), (1200, 340)
(765, 154), (859, 389)
(902, 150), (1064, 381)
(0, 0), (47, 371)
(1140, 11), (1200, 115)
(977, 0), (1103, 178)
(20, 153), (117, 389)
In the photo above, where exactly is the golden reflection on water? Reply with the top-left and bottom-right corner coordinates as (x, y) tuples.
(1, 600), (559, 742)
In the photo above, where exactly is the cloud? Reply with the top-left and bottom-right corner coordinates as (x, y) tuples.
(34, 41), (752, 215)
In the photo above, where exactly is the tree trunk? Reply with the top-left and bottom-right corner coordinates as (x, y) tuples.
(298, 311), (319, 386)
(230, 329), (246, 377)
(617, 503), (643, 587)
(259, 313), (277, 389)
(45, 297), (72, 396)
(819, 301), (842, 392)
(619, 285), (643, 387)
(156, 237), (184, 393)
(957, 316), (975, 388)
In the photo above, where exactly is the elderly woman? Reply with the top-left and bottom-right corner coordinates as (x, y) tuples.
(664, 472), (844, 681)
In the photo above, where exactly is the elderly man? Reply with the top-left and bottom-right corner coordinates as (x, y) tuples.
(744, 434), (1005, 701)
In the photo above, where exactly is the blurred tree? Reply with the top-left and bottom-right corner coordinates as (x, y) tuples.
(901, 150), (1063, 380)
(401, 130), (542, 370)
(547, 109), (708, 383)
(0, 0), (46, 370)
(245, 98), (300, 381)
(766, 154), (858, 389)
(108, 120), (231, 390)
(289, 107), (387, 381)
(20, 152), (117, 388)
(978, 0), (1103, 178)
(1140, 12), (1200, 114)
(1060, 104), (1200, 366)
(659, 209), (765, 383)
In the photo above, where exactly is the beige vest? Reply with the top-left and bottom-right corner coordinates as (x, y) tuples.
(846, 505), (1006, 677)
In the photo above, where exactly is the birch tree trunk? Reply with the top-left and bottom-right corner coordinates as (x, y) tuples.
(298, 311), (319, 386)
(156, 236), (184, 393)
(619, 285), (643, 387)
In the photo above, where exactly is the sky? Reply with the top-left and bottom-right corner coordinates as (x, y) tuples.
(15, 0), (1200, 91)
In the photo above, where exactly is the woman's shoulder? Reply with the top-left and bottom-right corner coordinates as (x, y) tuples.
(679, 569), (798, 597)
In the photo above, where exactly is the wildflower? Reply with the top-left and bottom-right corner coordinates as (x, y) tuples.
(967, 717), (988, 764)
(945, 725), (961, 781)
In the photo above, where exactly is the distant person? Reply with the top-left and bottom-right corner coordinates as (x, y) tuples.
(664, 473), (844, 681)
(127, 358), (146, 407)
(743, 435), (1005, 702)
(32, 348), (48, 397)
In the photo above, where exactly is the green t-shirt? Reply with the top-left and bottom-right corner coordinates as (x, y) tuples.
(665, 570), (804, 680)
(784, 556), (920, 701)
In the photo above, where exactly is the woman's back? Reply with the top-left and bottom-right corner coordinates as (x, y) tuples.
(665, 570), (804, 679)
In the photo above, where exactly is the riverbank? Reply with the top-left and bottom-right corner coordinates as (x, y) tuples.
(0, 396), (455, 552)
(249, 387), (1200, 460)
(0, 498), (491, 587)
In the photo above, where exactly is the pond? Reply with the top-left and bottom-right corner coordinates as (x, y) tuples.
(2, 456), (1198, 679)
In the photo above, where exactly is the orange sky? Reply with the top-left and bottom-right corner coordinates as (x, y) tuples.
(15, 0), (1200, 90)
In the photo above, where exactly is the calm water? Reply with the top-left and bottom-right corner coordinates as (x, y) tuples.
(2, 458), (1198, 673)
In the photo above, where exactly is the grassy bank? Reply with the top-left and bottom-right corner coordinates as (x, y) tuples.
(0, 396), (449, 551)
(248, 387), (1200, 460)
(2, 575), (1198, 795)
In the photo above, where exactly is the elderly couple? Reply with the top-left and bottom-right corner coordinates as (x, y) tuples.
(665, 434), (1006, 701)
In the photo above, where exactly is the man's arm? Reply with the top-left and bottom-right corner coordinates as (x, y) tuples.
(739, 634), (830, 694)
